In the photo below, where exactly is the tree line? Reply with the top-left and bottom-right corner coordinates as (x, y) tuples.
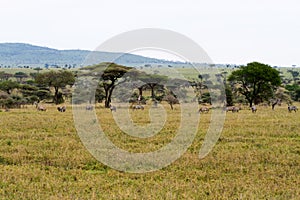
(0, 61), (299, 109)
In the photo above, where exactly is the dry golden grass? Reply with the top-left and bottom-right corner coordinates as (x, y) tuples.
(0, 103), (299, 199)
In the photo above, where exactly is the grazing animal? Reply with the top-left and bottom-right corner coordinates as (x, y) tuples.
(110, 105), (117, 112)
(225, 106), (239, 113)
(198, 107), (209, 113)
(288, 105), (298, 112)
(251, 106), (257, 113)
(57, 105), (66, 112)
(271, 99), (281, 110)
(86, 105), (93, 111)
(34, 102), (46, 111)
(232, 106), (240, 113)
(132, 105), (144, 110)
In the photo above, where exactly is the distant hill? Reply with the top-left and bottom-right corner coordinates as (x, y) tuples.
(0, 43), (182, 68)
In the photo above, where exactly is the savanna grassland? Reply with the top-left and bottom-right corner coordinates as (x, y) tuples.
(0, 102), (300, 199)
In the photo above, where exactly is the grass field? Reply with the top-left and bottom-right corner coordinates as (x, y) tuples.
(0, 102), (300, 199)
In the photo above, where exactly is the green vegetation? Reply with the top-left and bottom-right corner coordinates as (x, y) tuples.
(0, 62), (300, 198)
(0, 103), (299, 199)
(228, 62), (281, 107)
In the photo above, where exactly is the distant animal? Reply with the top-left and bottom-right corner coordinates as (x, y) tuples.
(198, 107), (209, 113)
(57, 105), (66, 112)
(271, 99), (281, 110)
(251, 106), (257, 113)
(232, 106), (240, 113)
(85, 105), (93, 111)
(288, 105), (298, 112)
(110, 105), (117, 112)
(34, 102), (46, 111)
(225, 106), (239, 113)
(132, 105), (144, 110)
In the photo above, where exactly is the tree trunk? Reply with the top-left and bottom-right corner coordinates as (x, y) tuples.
(150, 84), (155, 99)
(105, 86), (115, 108)
(138, 87), (143, 97)
(54, 87), (59, 104)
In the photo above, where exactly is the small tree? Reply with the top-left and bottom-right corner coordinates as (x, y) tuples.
(163, 94), (179, 110)
(35, 70), (75, 104)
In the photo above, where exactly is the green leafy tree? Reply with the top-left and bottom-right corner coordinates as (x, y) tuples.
(225, 84), (233, 106)
(0, 80), (19, 94)
(35, 70), (75, 104)
(228, 62), (281, 107)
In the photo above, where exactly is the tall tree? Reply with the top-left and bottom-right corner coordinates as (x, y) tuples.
(35, 70), (75, 104)
(85, 63), (132, 108)
(228, 62), (281, 107)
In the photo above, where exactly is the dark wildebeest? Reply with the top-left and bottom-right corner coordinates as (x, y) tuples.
(57, 105), (66, 112)
(132, 105), (144, 110)
(251, 105), (257, 113)
(198, 107), (209, 113)
(288, 105), (298, 112)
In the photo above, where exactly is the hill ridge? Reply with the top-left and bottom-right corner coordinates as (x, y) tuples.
(0, 43), (182, 67)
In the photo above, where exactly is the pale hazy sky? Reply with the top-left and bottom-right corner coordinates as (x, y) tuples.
(1, 0), (300, 66)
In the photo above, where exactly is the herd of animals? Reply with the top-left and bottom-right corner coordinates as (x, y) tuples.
(31, 101), (299, 114)
(198, 104), (298, 113)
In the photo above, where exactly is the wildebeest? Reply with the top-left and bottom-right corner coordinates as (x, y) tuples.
(198, 107), (209, 113)
(288, 105), (298, 112)
(57, 105), (66, 112)
(251, 106), (257, 113)
(110, 105), (117, 112)
(132, 105), (144, 110)
(85, 105), (93, 111)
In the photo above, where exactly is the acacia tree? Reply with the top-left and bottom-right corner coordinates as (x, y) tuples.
(85, 63), (132, 108)
(163, 93), (179, 110)
(35, 70), (75, 104)
(126, 70), (168, 100)
(228, 62), (281, 107)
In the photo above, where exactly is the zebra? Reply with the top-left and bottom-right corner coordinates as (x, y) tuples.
(132, 105), (144, 110)
(34, 102), (46, 111)
(232, 106), (240, 113)
(288, 105), (298, 112)
(110, 105), (117, 112)
(85, 105), (93, 111)
(251, 105), (257, 113)
(225, 106), (239, 113)
(57, 105), (66, 112)
(198, 107), (209, 113)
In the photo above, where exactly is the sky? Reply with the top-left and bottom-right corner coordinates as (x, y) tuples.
(1, 0), (300, 67)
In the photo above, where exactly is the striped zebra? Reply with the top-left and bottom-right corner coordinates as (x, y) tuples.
(110, 105), (117, 112)
(198, 107), (209, 113)
(288, 105), (298, 112)
(226, 106), (240, 113)
(251, 106), (257, 113)
(132, 105), (144, 110)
